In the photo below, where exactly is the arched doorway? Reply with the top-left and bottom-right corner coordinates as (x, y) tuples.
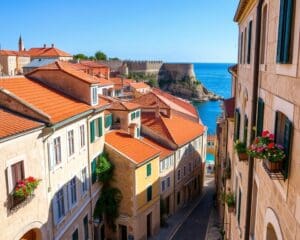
(20, 229), (41, 240)
(266, 223), (278, 240)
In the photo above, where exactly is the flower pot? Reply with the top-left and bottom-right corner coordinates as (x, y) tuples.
(228, 205), (235, 213)
(264, 159), (282, 172)
(238, 152), (248, 161)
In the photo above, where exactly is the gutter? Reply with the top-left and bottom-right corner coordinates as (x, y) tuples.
(244, 0), (263, 239)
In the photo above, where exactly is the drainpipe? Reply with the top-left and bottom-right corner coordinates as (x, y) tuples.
(244, 0), (263, 239)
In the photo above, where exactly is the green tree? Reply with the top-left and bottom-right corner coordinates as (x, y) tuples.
(95, 51), (107, 60)
(74, 53), (88, 60)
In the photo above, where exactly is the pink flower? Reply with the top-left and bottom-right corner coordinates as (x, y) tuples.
(269, 134), (274, 140)
(262, 130), (269, 137)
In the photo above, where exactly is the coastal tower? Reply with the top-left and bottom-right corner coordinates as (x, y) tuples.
(18, 35), (24, 51)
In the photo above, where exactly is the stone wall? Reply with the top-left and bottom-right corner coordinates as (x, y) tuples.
(124, 60), (163, 75)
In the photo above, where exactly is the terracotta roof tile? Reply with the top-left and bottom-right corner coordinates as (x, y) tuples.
(110, 77), (134, 86)
(105, 130), (160, 164)
(0, 108), (43, 139)
(141, 137), (173, 159)
(26, 47), (72, 57)
(130, 82), (150, 89)
(109, 101), (140, 111)
(141, 112), (204, 146)
(0, 77), (92, 123)
(0, 50), (30, 57)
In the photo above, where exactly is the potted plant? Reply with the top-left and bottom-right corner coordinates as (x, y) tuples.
(13, 176), (41, 203)
(234, 140), (248, 161)
(248, 130), (285, 172)
(225, 192), (235, 213)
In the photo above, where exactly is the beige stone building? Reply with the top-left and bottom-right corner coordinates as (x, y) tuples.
(217, 0), (300, 239)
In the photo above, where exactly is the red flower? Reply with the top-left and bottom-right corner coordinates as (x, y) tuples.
(269, 134), (274, 140)
(262, 130), (269, 137)
(268, 142), (275, 149)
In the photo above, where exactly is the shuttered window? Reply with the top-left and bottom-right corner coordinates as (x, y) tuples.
(237, 188), (242, 225)
(83, 215), (89, 240)
(257, 98), (265, 136)
(239, 32), (244, 64)
(72, 229), (79, 240)
(105, 114), (112, 128)
(131, 112), (135, 120)
(97, 117), (103, 137)
(147, 186), (152, 201)
(247, 21), (252, 64)
(276, 0), (294, 63)
(234, 109), (241, 141)
(90, 120), (95, 143)
(243, 115), (248, 145)
(91, 158), (97, 184)
(146, 163), (151, 177)
(275, 111), (293, 179)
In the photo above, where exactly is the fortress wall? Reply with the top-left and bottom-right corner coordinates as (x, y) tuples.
(158, 63), (196, 82)
(124, 60), (163, 74)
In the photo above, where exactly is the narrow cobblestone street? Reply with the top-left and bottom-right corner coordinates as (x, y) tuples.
(170, 177), (216, 240)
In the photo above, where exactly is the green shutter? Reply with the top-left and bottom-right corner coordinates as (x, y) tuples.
(243, 115), (248, 144)
(274, 111), (280, 141)
(131, 112), (135, 120)
(247, 21), (252, 64)
(234, 109), (241, 141)
(147, 186), (152, 201)
(282, 117), (293, 179)
(277, 0), (294, 63)
(257, 98), (265, 136)
(147, 163), (151, 176)
(98, 117), (103, 137)
(136, 110), (140, 118)
(91, 159), (97, 183)
(90, 120), (95, 143)
(105, 115), (112, 128)
(237, 189), (242, 225)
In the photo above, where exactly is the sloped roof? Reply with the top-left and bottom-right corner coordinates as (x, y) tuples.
(141, 112), (204, 147)
(23, 58), (56, 68)
(141, 137), (173, 159)
(0, 108), (43, 140)
(27, 61), (100, 85)
(130, 82), (150, 90)
(26, 47), (72, 57)
(79, 60), (109, 68)
(109, 101), (140, 111)
(0, 77), (92, 123)
(105, 130), (160, 164)
(0, 50), (30, 57)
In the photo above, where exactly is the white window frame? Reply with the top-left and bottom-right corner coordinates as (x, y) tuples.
(91, 86), (98, 106)
(69, 177), (77, 208)
(81, 167), (88, 195)
(68, 130), (75, 157)
(80, 124), (86, 148)
(54, 136), (62, 165)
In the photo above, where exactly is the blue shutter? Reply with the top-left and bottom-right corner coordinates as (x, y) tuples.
(105, 114), (112, 128)
(282, 117), (293, 179)
(90, 120), (95, 143)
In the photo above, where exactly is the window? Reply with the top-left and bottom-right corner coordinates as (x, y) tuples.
(240, 32), (244, 63)
(234, 109), (241, 141)
(105, 114), (112, 128)
(189, 162), (192, 173)
(68, 130), (75, 156)
(82, 167), (88, 194)
(69, 177), (77, 206)
(161, 181), (165, 192)
(54, 188), (65, 222)
(243, 27), (247, 64)
(167, 177), (170, 188)
(183, 166), (186, 176)
(237, 188), (242, 225)
(177, 191), (181, 205)
(80, 125), (85, 148)
(260, 5), (268, 64)
(256, 98), (265, 136)
(11, 161), (24, 189)
(83, 215), (89, 240)
(91, 158), (97, 184)
(90, 118), (103, 143)
(131, 112), (136, 120)
(277, 0), (294, 63)
(92, 87), (98, 105)
(147, 186), (152, 201)
(136, 110), (140, 118)
(72, 229), (79, 240)
(274, 111), (293, 178)
(247, 21), (252, 64)
(54, 137), (62, 164)
(146, 163), (151, 177)
(243, 115), (248, 145)
(177, 169), (181, 181)
(137, 127), (140, 138)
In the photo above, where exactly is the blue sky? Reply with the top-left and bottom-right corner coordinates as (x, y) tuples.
(0, 0), (239, 62)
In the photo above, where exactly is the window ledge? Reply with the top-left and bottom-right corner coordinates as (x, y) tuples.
(276, 64), (297, 77)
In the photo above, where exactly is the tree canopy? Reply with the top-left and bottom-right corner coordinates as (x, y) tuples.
(95, 51), (107, 60)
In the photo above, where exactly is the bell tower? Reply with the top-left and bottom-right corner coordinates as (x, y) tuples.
(18, 35), (24, 51)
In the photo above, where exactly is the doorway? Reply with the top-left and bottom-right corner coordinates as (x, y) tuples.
(119, 225), (127, 240)
(147, 212), (152, 238)
(166, 196), (170, 215)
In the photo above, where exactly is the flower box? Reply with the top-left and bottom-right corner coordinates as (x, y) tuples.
(234, 141), (248, 161)
(228, 205), (235, 213)
(238, 152), (248, 161)
(264, 159), (283, 173)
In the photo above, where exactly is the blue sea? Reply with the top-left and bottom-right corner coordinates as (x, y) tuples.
(193, 63), (233, 163)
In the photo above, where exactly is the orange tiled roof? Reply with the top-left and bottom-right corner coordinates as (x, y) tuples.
(105, 130), (160, 164)
(0, 108), (43, 139)
(0, 50), (30, 57)
(132, 92), (170, 110)
(110, 77), (134, 86)
(27, 61), (101, 85)
(141, 137), (173, 159)
(109, 101), (140, 111)
(79, 60), (109, 68)
(26, 47), (72, 57)
(130, 82), (150, 90)
(0, 77), (92, 123)
(141, 112), (204, 146)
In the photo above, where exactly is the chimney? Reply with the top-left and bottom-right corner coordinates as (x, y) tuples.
(166, 108), (172, 118)
(51, 43), (54, 48)
(128, 123), (137, 138)
(43, 44), (46, 48)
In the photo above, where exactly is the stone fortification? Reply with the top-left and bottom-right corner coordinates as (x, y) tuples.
(124, 60), (163, 75)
